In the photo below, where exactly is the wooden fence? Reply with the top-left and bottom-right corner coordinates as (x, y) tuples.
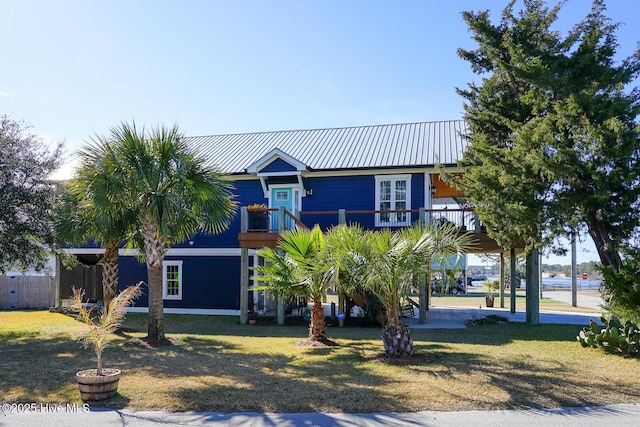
(0, 276), (55, 309)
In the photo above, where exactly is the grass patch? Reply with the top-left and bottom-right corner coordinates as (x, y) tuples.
(1, 310), (639, 412)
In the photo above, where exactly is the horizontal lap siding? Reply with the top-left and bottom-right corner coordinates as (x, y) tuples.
(118, 256), (243, 310)
(412, 173), (425, 216)
(173, 180), (265, 249)
(303, 175), (374, 229)
(260, 158), (297, 173)
(302, 173), (426, 229)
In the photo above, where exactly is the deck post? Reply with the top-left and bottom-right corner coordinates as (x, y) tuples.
(525, 248), (540, 325)
(338, 209), (346, 224)
(424, 173), (433, 224)
(240, 248), (249, 325)
(418, 279), (427, 324)
(571, 231), (577, 307)
(510, 248), (516, 314)
(240, 207), (249, 325)
(499, 253), (505, 308)
(419, 207), (426, 225)
(240, 206), (248, 233)
(277, 212), (286, 325)
(278, 206), (286, 231)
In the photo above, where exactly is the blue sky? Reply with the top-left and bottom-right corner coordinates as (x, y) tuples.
(2, 0), (638, 265)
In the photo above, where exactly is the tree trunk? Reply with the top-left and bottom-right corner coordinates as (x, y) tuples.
(308, 299), (327, 341)
(147, 263), (165, 340)
(585, 214), (622, 271)
(98, 241), (119, 309)
(142, 215), (166, 341)
(95, 347), (103, 376)
(381, 321), (414, 358)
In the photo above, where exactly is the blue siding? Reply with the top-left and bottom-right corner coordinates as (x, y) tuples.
(175, 179), (266, 249)
(300, 173), (426, 230)
(118, 255), (246, 310)
(259, 158), (298, 173)
(412, 173), (425, 210)
(74, 172), (427, 251)
(82, 171), (430, 310)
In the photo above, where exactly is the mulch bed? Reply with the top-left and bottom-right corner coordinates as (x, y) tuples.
(122, 336), (179, 348)
(294, 337), (340, 347)
(251, 315), (376, 328)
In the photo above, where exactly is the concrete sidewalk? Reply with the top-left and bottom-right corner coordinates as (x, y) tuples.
(404, 305), (601, 329)
(403, 289), (604, 329)
(4, 403), (640, 426)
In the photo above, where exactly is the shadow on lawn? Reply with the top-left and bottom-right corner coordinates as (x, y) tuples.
(0, 334), (101, 404)
(4, 311), (639, 413)
(163, 341), (412, 413)
(484, 357), (640, 409)
(411, 323), (582, 346)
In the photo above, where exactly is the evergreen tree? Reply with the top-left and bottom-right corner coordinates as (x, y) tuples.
(454, 0), (640, 273)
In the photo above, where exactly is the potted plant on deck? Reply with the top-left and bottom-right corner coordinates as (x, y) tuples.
(71, 283), (142, 401)
(247, 203), (268, 230)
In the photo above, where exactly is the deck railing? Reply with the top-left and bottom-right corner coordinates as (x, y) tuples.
(241, 207), (481, 233)
(300, 208), (478, 231)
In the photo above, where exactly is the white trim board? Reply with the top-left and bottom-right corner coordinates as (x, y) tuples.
(231, 166), (464, 180)
(64, 248), (257, 257)
(126, 307), (240, 316)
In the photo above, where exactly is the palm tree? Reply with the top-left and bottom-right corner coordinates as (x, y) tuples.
(106, 122), (236, 341)
(254, 226), (335, 344)
(329, 222), (475, 357)
(61, 140), (137, 308)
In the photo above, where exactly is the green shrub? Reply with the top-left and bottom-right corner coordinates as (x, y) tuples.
(577, 313), (640, 357)
(599, 250), (640, 324)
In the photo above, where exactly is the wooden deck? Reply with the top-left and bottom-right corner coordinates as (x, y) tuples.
(238, 231), (281, 249)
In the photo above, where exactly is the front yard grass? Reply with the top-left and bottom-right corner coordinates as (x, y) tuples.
(1, 310), (639, 413)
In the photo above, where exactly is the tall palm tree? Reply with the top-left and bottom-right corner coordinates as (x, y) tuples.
(106, 122), (236, 341)
(66, 140), (137, 308)
(54, 141), (135, 309)
(254, 226), (334, 344)
(329, 222), (475, 357)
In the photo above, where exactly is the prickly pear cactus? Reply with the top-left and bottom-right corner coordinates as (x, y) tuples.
(577, 314), (640, 357)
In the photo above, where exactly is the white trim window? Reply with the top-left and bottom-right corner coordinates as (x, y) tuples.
(163, 260), (183, 300)
(375, 174), (411, 227)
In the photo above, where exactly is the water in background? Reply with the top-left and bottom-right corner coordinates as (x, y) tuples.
(541, 277), (601, 290)
(482, 277), (602, 290)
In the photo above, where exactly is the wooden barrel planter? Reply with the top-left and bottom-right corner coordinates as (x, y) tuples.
(76, 368), (121, 401)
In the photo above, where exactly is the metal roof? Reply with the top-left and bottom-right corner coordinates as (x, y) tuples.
(186, 120), (468, 174)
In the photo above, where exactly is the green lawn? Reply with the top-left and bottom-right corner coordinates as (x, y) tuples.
(1, 310), (639, 413)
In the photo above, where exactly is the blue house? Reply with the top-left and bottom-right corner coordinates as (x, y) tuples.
(60, 120), (503, 318)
